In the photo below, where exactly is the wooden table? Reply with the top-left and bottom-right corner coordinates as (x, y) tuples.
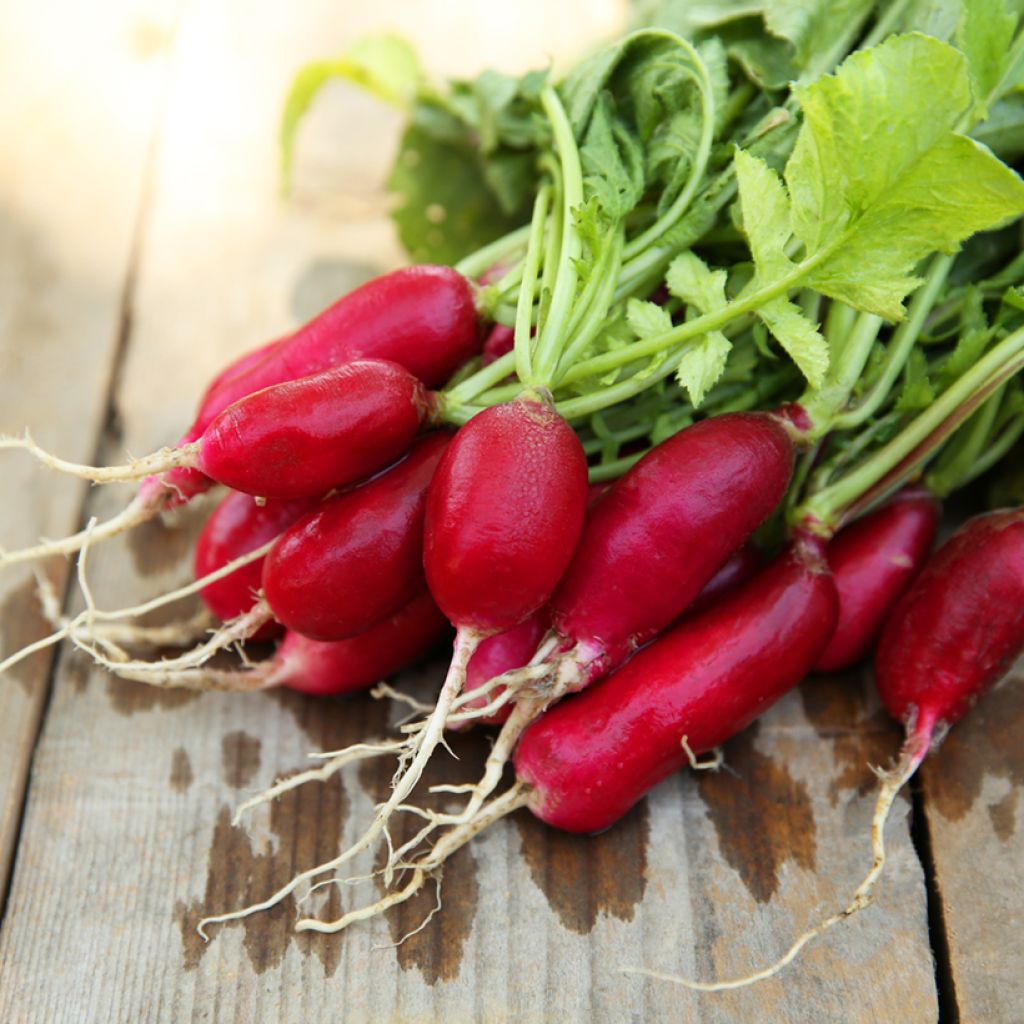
(0, 2), (1019, 1021)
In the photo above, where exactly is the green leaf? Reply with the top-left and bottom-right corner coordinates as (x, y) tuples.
(734, 148), (792, 277)
(895, 348), (936, 411)
(626, 298), (673, 338)
(580, 93), (646, 219)
(281, 34), (422, 189)
(676, 331), (732, 405)
(786, 34), (1024, 319)
(756, 295), (828, 386)
(763, 0), (876, 69)
(666, 251), (728, 311)
(957, 0), (1017, 115)
(386, 124), (525, 265)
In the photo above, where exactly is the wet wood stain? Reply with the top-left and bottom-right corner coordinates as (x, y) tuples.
(105, 673), (201, 715)
(514, 798), (650, 934)
(126, 511), (197, 578)
(924, 681), (1024, 833)
(696, 723), (816, 904)
(169, 746), (193, 792)
(0, 575), (58, 694)
(800, 674), (902, 805)
(221, 730), (261, 789)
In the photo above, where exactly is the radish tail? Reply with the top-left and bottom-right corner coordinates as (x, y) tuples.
(0, 490), (166, 570)
(293, 782), (528, 934)
(0, 433), (199, 483)
(622, 727), (931, 991)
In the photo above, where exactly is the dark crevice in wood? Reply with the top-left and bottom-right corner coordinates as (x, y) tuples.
(910, 777), (960, 1024)
(0, 4), (182, 929)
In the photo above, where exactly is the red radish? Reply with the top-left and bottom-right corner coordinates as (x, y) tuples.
(194, 491), (318, 641)
(90, 590), (450, 696)
(482, 324), (515, 366)
(515, 534), (838, 833)
(13, 360), (435, 501)
(269, 591), (451, 696)
(453, 610), (550, 729)
(263, 432), (451, 641)
(424, 392), (589, 632)
(586, 481), (612, 507)
(876, 507), (1024, 741)
(548, 412), (795, 687)
(814, 488), (940, 672)
(0, 267), (478, 568)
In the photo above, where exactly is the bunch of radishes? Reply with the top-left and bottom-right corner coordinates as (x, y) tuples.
(3, 10), (1024, 990)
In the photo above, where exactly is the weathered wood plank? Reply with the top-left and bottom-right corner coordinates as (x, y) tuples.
(921, 659), (1024, 1023)
(0, 0), (173, 898)
(0, 1), (939, 1020)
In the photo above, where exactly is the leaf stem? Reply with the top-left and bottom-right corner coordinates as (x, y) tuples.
(513, 185), (552, 385)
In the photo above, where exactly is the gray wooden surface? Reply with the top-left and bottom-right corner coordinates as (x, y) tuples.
(0, 1), (1017, 1021)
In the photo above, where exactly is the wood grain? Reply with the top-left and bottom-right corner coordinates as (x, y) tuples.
(921, 659), (1024, 1023)
(0, 0), (173, 899)
(0, 0), (950, 1020)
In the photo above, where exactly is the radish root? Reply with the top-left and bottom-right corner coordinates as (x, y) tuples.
(621, 733), (930, 991)
(0, 431), (198, 483)
(294, 783), (528, 934)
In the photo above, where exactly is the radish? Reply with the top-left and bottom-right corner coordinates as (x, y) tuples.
(685, 543), (763, 616)
(119, 589), (451, 695)
(0, 266), (479, 567)
(195, 491), (318, 641)
(515, 533), (838, 833)
(239, 533), (836, 936)
(4, 360), (435, 500)
(262, 432), (451, 641)
(814, 488), (940, 672)
(545, 412), (795, 688)
(197, 390), (588, 937)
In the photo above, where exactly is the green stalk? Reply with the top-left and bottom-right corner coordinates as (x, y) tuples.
(798, 310), (884, 439)
(454, 224), (531, 281)
(925, 388), (1004, 498)
(513, 185), (552, 386)
(443, 350), (515, 406)
(795, 326), (1024, 530)
(531, 87), (585, 385)
(832, 254), (953, 431)
(957, 413), (1024, 486)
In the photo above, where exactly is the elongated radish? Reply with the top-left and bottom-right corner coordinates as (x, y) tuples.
(197, 392), (588, 937)
(263, 432), (451, 641)
(260, 534), (837, 936)
(654, 509), (1024, 992)
(123, 589), (451, 695)
(0, 267), (479, 568)
(5, 360), (435, 500)
(541, 412), (795, 689)
(516, 534), (838, 833)
(195, 491), (319, 641)
(814, 488), (940, 672)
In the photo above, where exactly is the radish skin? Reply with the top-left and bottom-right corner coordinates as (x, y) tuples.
(195, 492), (318, 641)
(263, 432), (451, 641)
(814, 489), (940, 672)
